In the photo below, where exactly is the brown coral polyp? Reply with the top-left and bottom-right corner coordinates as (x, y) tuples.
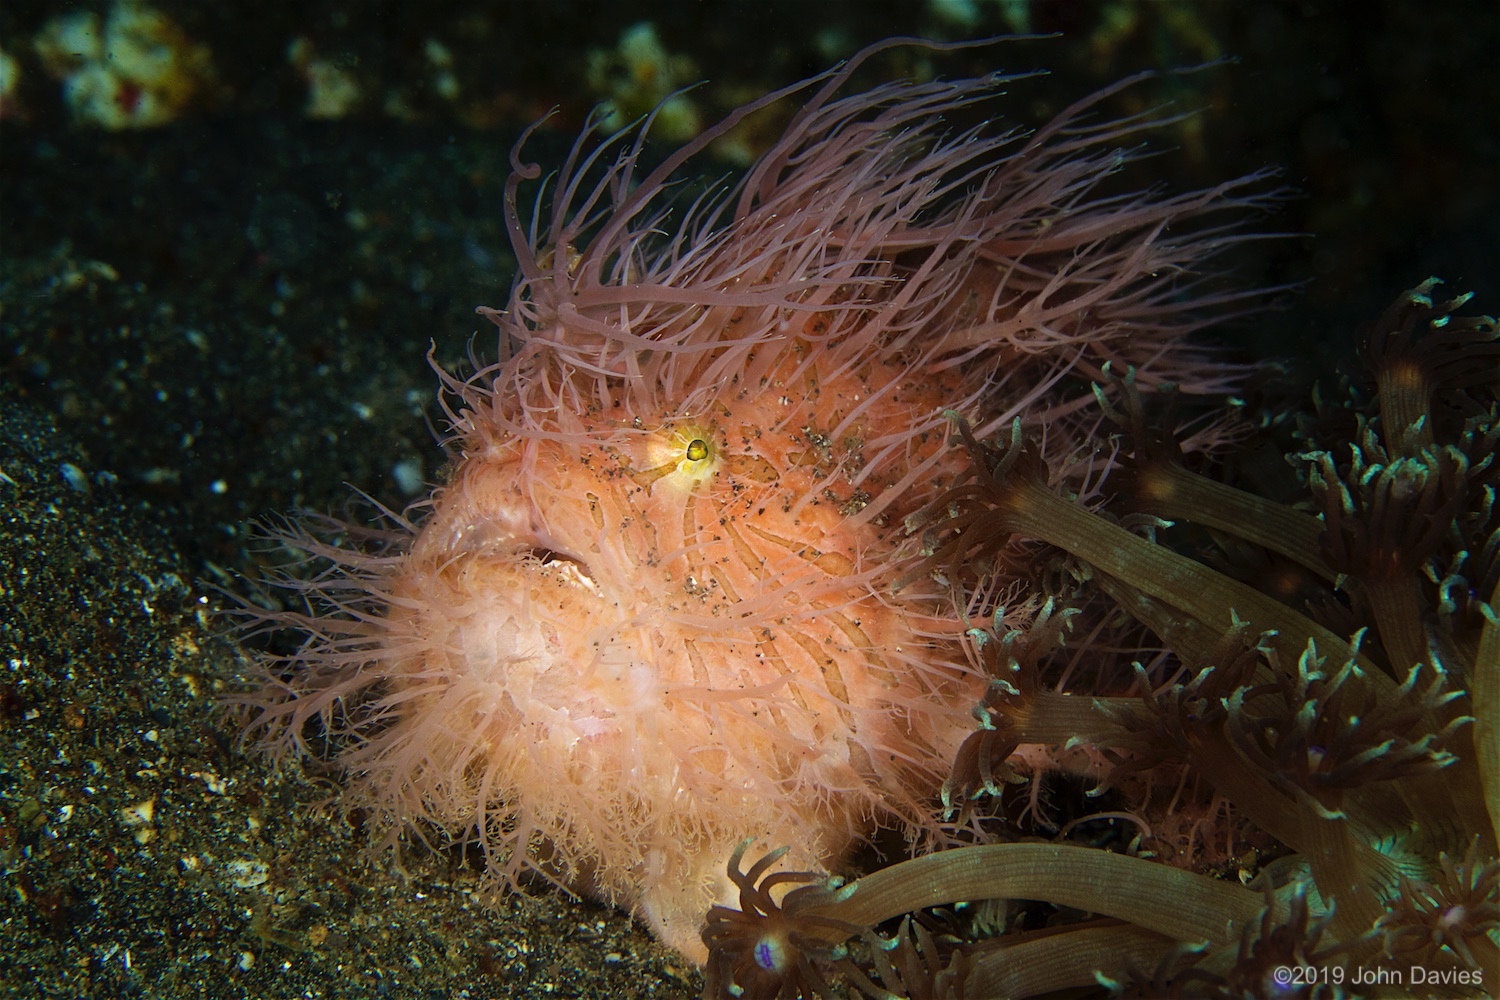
(698, 281), (1498, 996)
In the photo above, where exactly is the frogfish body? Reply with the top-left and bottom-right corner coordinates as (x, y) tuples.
(238, 41), (1267, 961)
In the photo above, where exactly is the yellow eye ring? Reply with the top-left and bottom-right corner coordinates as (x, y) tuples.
(635, 425), (719, 493)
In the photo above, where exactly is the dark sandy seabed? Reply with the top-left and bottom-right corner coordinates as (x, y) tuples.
(1, 2), (1496, 998)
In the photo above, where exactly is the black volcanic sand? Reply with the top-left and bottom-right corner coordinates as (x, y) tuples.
(0, 121), (697, 999)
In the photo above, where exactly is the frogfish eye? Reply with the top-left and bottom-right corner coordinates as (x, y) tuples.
(685, 438), (709, 462)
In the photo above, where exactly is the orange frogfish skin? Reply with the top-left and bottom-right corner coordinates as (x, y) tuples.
(236, 40), (1269, 962)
